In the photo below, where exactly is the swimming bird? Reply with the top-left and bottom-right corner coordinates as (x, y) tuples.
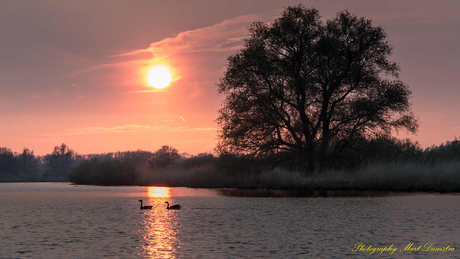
(139, 199), (153, 210)
(165, 201), (182, 210)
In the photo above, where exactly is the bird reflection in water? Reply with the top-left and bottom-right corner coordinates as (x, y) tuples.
(139, 187), (181, 258)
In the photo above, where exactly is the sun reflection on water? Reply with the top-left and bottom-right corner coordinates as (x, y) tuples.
(139, 187), (181, 258)
(148, 187), (170, 198)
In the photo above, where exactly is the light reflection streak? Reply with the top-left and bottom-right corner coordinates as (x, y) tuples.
(140, 187), (181, 258)
(148, 187), (170, 198)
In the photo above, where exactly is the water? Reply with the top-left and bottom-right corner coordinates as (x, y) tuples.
(1, 183), (459, 258)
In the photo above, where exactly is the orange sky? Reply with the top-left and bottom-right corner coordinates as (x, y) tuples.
(1, 0), (460, 155)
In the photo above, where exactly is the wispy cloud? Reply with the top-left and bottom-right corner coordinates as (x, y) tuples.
(115, 13), (271, 59)
(78, 12), (275, 74)
(46, 125), (216, 136)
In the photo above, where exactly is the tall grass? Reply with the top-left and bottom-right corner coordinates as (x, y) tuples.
(132, 161), (460, 192)
(353, 161), (460, 192)
(136, 166), (306, 189)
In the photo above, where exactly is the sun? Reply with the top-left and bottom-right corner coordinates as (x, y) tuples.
(147, 66), (172, 89)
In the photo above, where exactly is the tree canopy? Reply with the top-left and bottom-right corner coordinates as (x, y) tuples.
(44, 143), (76, 178)
(217, 5), (418, 173)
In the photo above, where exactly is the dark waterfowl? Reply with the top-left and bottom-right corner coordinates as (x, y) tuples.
(139, 199), (153, 210)
(165, 201), (181, 210)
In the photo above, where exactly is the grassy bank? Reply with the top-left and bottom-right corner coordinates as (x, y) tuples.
(349, 161), (460, 192)
(66, 137), (460, 192)
(153, 162), (460, 192)
(69, 160), (460, 192)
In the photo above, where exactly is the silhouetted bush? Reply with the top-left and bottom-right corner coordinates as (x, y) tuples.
(69, 146), (183, 185)
(423, 137), (460, 163)
(69, 158), (138, 185)
(333, 137), (423, 169)
(179, 153), (216, 169)
(148, 146), (181, 168)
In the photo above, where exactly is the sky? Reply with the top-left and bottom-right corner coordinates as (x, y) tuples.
(1, 0), (460, 155)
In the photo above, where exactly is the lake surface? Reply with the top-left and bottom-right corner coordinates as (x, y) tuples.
(1, 183), (459, 258)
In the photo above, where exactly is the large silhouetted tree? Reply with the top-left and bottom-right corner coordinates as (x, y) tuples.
(217, 6), (418, 173)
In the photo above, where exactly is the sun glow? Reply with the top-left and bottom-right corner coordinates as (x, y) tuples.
(148, 187), (170, 198)
(147, 66), (172, 89)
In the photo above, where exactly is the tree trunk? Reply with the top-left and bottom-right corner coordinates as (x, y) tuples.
(305, 144), (315, 175)
(306, 155), (315, 175)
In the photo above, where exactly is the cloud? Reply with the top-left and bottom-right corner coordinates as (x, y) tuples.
(117, 13), (271, 59)
(72, 10), (277, 87)
(46, 125), (216, 136)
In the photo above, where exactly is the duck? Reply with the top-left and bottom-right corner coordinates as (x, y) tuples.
(139, 199), (153, 210)
(165, 201), (182, 210)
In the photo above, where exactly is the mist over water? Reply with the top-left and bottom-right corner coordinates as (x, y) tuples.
(1, 183), (459, 258)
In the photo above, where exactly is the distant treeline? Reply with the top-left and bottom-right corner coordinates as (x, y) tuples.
(2, 137), (460, 187)
(0, 144), (76, 182)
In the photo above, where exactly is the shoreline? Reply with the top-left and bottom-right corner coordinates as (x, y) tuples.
(2, 181), (460, 195)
